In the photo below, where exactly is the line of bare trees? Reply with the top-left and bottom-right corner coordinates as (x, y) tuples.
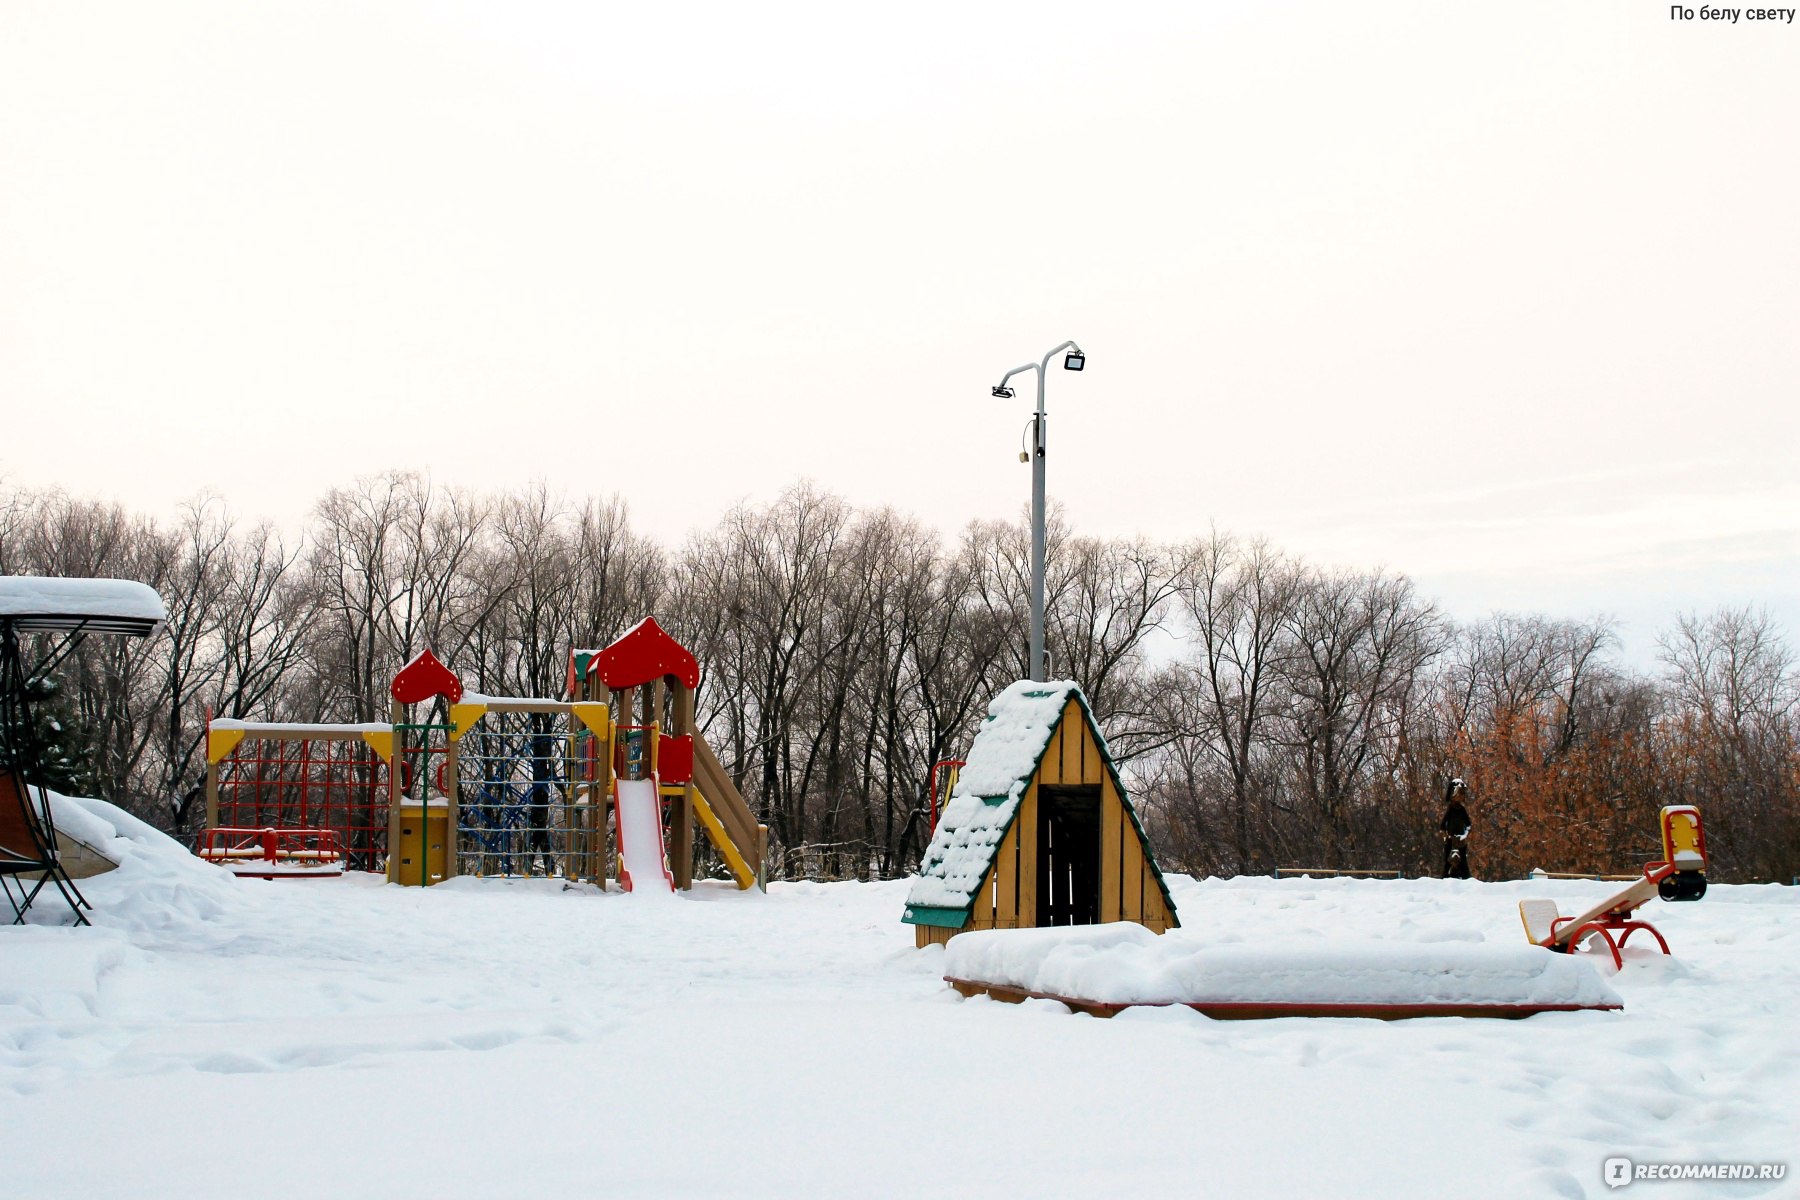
(3, 475), (1795, 882)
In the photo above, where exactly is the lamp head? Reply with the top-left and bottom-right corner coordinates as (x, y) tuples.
(991, 385), (1016, 399)
(1063, 350), (1085, 371)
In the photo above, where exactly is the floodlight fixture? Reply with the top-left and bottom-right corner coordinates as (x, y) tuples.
(989, 338), (1084, 681)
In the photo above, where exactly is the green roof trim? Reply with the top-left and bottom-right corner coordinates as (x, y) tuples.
(902, 905), (970, 928)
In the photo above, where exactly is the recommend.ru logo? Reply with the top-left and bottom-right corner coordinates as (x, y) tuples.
(1604, 1157), (1788, 1187)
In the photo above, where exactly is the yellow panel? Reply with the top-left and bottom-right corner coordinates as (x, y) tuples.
(1063, 701), (1082, 781)
(448, 702), (487, 743)
(360, 729), (394, 763)
(1017, 783), (1038, 928)
(571, 702), (611, 738)
(1079, 707), (1102, 784)
(1660, 806), (1705, 869)
(1100, 791), (1122, 923)
(1143, 885), (1166, 932)
(1121, 798), (1145, 920)
(1041, 724), (1063, 786)
(996, 824), (1019, 928)
(206, 727), (247, 764)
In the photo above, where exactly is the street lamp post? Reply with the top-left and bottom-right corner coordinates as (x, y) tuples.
(992, 339), (1085, 682)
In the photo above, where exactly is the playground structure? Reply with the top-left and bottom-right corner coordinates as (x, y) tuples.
(205, 719), (393, 873)
(1518, 805), (1708, 969)
(200, 617), (767, 893)
(442, 692), (610, 881)
(567, 618), (768, 892)
(904, 680), (1178, 949)
(2, 577), (167, 924)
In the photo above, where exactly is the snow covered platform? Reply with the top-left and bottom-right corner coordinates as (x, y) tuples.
(944, 923), (1622, 1019)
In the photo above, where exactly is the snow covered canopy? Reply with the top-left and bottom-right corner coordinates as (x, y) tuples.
(905, 680), (1174, 929)
(0, 576), (166, 637)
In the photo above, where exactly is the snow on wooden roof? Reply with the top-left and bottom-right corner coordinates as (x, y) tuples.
(0, 576), (165, 636)
(905, 680), (1082, 911)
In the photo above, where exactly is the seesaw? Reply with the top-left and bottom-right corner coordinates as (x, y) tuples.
(1518, 805), (1706, 969)
(197, 825), (345, 880)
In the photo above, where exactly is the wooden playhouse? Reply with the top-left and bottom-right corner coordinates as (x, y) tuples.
(904, 681), (1177, 948)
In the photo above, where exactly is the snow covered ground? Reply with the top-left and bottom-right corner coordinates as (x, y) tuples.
(3, 800), (1796, 1199)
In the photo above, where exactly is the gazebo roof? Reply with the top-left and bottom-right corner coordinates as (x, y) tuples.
(0, 577), (165, 638)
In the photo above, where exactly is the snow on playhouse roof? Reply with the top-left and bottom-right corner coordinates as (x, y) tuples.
(906, 680), (1087, 912)
(0, 576), (165, 636)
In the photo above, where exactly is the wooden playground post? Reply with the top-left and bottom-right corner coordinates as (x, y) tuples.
(593, 684), (614, 885)
(600, 703), (613, 882)
(669, 680), (695, 890)
(385, 698), (404, 883)
(441, 726), (460, 880)
(204, 757), (220, 832)
(613, 684), (633, 887)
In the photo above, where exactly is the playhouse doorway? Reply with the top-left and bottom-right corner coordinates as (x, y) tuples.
(1037, 785), (1101, 926)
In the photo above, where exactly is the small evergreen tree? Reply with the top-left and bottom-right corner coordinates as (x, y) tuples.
(0, 676), (95, 796)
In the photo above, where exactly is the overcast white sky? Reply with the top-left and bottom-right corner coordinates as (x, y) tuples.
(2, 1), (1794, 663)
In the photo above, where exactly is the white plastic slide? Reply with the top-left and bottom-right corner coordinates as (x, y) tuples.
(615, 777), (674, 894)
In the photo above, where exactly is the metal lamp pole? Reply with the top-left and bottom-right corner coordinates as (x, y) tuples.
(993, 339), (1084, 682)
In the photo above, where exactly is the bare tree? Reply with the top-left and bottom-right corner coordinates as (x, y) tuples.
(1166, 531), (1302, 874)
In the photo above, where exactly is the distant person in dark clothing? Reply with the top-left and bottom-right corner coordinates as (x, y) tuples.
(527, 732), (559, 876)
(1441, 777), (1472, 879)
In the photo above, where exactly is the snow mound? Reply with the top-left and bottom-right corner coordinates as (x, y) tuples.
(943, 923), (1622, 1010)
(36, 790), (241, 929)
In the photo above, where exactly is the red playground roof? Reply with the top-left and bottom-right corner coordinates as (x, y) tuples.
(391, 649), (463, 705)
(594, 617), (700, 691)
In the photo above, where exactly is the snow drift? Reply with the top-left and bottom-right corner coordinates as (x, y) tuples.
(943, 922), (1622, 1012)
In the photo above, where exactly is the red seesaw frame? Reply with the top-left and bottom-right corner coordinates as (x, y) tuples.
(1544, 861), (1677, 970)
(1520, 805), (1707, 969)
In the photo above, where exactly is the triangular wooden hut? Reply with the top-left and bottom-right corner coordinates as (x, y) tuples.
(904, 680), (1178, 948)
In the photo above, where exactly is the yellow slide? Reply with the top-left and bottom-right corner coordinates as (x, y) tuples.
(689, 786), (757, 889)
(671, 730), (768, 891)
